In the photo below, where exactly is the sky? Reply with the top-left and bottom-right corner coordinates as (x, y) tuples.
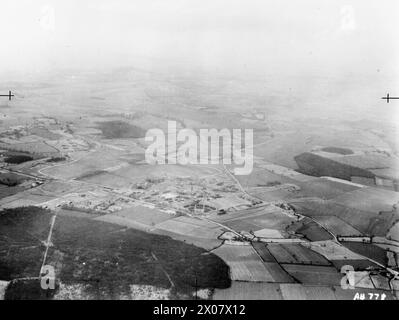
(0, 0), (398, 79)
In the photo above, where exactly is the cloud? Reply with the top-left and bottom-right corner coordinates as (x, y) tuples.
(39, 5), (56, 32)
(340, 5), (357, 32)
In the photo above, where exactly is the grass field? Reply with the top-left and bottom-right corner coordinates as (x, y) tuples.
(279, 284), (337, 300)
(42, 148), (126, 180)
(303, 241), (366, 261)
(217, 208), (296, 233)
(252, 242), (276, 262)
(332, 187), (399, 213)
(341, 242), (387, 266)
(213, 281), (283, 300)
(263, 262), (295, 283)
(0, 185), (22, 199)
(311, 216), (363, 237)
(330, 259), (380, 271)
(266, 244), (331, 265)
(292, 199), (398, 237)
(96, 121), (146, 139)
(281, 264), (342, 286)
(112, 205), (174, 227)
(287, 217), (333, 241)
(212, 244), (274, 282)
(154, 216), (223, 239)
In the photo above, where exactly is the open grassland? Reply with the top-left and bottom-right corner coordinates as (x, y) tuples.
(213, 282), (283, 300)
(292, 199), (398, 237)
(0, 190), (54, 209)
(154, 216), (223, 239)
(0, 206), (51, 280)
(252, 242), (276, 262)
(341, 242), (387, 266)
(112, 205), (174, 227)
(287, 217), (333, 242)
(213, 206), (296, 233)
(332, 188), (399, 213)
(42, 148), (127, 181)
(330, 259), (380, 271)
(213, 282), (396, 300)
(302, 241), (367, 261)
(0, 206), (230, 299)
(212, 244), (274, 282)
(311, 216), (363, 237)
(281, 264), (342, 286)
(266, 244), (330, 265)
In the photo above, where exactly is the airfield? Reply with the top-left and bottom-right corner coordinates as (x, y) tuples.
(0, 68), (398, 300)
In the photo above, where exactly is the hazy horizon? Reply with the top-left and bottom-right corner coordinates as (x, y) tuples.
(0, 0), (398, 80)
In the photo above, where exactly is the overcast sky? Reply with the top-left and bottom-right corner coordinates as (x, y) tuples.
(0, 0), (398, 78)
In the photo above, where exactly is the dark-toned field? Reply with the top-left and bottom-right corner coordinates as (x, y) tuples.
(96, 121), (146, 139)
(0, 206), (230, 299)
(4, 154), (33, 164)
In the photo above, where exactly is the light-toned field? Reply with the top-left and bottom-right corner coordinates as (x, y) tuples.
(0, 281), (9, 300)
(332, 187), (399, 212)
(253, 228), (284, 238)
(0, 190), (53, 209)
(38, 180), (78, 196)
(303, 241), (366, 261)
(112, 163), (222, 180)
(387, 221), (399, 241)
(95, 214), (152, 231)
(212, 281), (283, 300)
(279, 284), (336, 300)
(41, 148), (127, 180)
(154, 216), (223, 242)
(212, 206), (296, 233)
(113, 205), (175, 226)
(210, 205), (276, 223)
(152, 228), (223, 251)
(212, 244), (274, 282)
(292, 199), (396, 237)
(223, 212), (296, 232)
(213, 282), (395, 300)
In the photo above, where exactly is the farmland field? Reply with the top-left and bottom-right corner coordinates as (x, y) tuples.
(154, 216), (223, 239)
(288, 218), (333, 241)
(279, 284), (336, 300)
(266, 244), (331, 265)
(341, 242), (388, 266)
(311, 216), (363, 237)
(332, 188), (399, 213)
(113, 205), (174, 227)
(281, 264), (342, 286)
(212, 244), (274, 282)
(303, 241), (367, 261)
(213, 282), (283, 300)
(292, 200), (398, 237)
(263, 262), (295, 283)
(218, 209), (296, 233)
(252, 242), (276, 262)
